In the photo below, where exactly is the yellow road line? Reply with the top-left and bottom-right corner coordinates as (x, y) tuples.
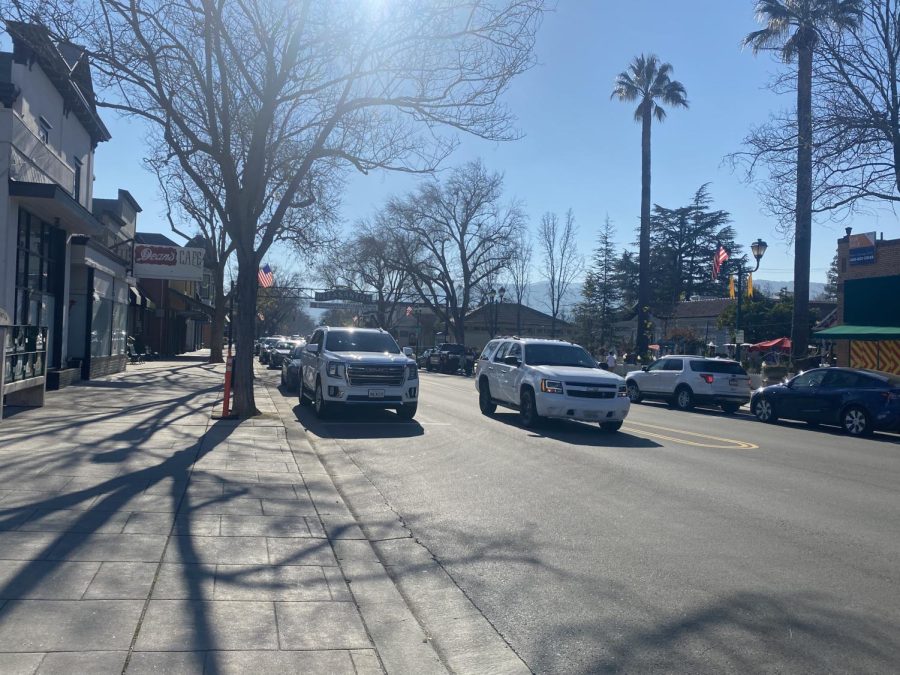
(623, 420), (758, 449)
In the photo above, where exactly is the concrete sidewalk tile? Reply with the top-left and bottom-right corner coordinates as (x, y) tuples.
(180, 497), (263, 516)
(354, 600), (447, 675)
(256, 471), (305, 484)
(332, 539), (381, 563)
(83, 562), (158, 599)
(47, 533), (167, 562)
(189, 469), (260, 484)
(171, 515), (221, 536)
(357, 515), (412, 541)
(260, 498), (317, 516)
(0, 532), (57, 560)
(219, 514), (311, 538)
(323, 566), (353, 602)
(140, 478), (188, 496)
(4, 476), (73, 493)
(212, 650), (356, 674)
(0, 508), (36, 531)
(266, 537), (338, 567)
(319, 516), (366, 540)
(0, 600), (143, 651)
(125, 650), (206, 674)
(340, 562), (405, 605)
(18, 509), (130, 534)
(134, 600), (278, 651)
(224, 483), (299, 500)
(275, 601), (371, 650)
(0, 653), (44, 674)
(350, 649), (385, 675)
(164, 535), (270, 565)
(151, 563), (215, 599)
(0, 560), (100, 599)
(212, 564), (331, 601)
(121, 512), (175, 535)
(0, 491), (96, 511)
(36, 651), (127, 674)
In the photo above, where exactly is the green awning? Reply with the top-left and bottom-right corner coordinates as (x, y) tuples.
(814, 325), (900, 340)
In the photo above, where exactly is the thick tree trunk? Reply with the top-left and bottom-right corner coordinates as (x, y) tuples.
(636, 107), (653, 359)
(792, 40), (814, 366)
(232, 251), (259, 417)
(208, 265), (226, 364)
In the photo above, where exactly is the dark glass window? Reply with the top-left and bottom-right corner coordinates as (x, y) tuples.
(663, 359), (684, 371)
(689, 360), (747, 375)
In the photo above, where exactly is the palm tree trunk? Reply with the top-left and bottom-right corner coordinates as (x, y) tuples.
(792, 38), (814, 366)
(637, 106), (652, 359)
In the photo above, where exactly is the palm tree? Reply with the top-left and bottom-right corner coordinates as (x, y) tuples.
(744, 1), (861, 365)
(611, 54), (688, 360)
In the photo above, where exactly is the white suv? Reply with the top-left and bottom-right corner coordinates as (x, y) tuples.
(299, 327), (419, 419)
(475, 338), (630, 431)
(624, 356), (751, 413)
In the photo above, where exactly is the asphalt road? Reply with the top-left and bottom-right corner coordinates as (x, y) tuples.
(273, 369), (900, 674)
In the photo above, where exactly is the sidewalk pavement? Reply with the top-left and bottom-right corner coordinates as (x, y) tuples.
(0, 352), (445, 674)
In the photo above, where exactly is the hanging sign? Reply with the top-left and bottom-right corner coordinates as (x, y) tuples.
(133, 245), (205, 281)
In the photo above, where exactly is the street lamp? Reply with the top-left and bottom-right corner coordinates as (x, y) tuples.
(488, 288), (496, 338)
(734, 237), (767, 361)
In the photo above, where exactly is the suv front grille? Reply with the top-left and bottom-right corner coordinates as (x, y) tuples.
(347, 365), (405, 386)
(567, 390), (616, 399)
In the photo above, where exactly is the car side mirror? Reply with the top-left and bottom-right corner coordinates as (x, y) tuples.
(403, 347), (414, 357)
(504, 355), (521, 367)
(306, 343), (319, 354)
(641, 365), (649, 372)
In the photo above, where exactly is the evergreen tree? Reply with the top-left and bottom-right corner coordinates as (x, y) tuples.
(574, 216), (621, 353)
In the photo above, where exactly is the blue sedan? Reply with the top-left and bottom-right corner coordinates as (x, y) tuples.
(751, 367), (900, 437)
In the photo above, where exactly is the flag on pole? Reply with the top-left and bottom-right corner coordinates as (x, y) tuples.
(406, 306), (413, 317)
(728, 275), (735, 299)
(747, 273), (753, 298)
(257, 264), (274, 288)
(712, 244), (729, 281)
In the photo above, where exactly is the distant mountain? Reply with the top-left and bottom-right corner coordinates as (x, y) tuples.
(520, 278), (828, 315)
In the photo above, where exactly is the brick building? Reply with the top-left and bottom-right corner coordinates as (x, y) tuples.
(816, 231), (900, 374)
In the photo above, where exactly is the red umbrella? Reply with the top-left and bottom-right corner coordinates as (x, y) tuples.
(748, 337), (792, 352)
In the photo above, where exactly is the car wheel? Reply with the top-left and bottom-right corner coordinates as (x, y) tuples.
(842, 405), (872, 437)
(313, 380), (330, 418)
(519, 388), (541, 428)
(674, 386), (694, 411)
(752, 396), (777, 423)
(600, 421), (623, 432)
(721, 403), (740, 414)
(397, 403), (417, 420)
(478, 378), (497, 415)
(626, 380), (642, 403)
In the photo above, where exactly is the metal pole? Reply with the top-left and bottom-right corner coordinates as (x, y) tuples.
(735, 270), (743, 362)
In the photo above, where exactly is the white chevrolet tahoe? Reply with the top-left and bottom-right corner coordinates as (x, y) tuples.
(299, 327), (419, 419)
(475, 338), (630, 431)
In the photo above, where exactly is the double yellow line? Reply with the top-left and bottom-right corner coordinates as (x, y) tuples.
(623, 420), (758, 450)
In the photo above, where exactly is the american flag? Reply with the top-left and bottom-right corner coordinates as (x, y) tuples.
(406, 306), (413, 317)
(711, 245), (729, 281)
(257, 264), (274, 288)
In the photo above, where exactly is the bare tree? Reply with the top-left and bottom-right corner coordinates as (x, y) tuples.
(13, 0), (544, 416)
(391, 160), (524, 345)
(538, 208), (583, 337)
(507, 229), (533, 333)
(256, 271), (312, 338)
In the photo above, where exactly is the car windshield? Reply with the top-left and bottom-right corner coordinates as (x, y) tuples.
(689, 360), (747, 375)
(275, 342), (294, 350)
(325, 331), (401, 354)
(524, 344), (596, 368)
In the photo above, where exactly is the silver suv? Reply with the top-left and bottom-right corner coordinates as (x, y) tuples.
(475, 338), (630, 431)
(299, 327), (418, 419)
(625, 356), (751, 413)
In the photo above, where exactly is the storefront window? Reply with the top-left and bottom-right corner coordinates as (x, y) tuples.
(111, 302), (128, 356)
(91, 298), (113, 357)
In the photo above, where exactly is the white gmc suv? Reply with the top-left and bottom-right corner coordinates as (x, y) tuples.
(475, 338), (630, 431)
(299, 327), (419, 419)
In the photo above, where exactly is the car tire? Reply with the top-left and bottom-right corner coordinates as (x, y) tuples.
(626, 380), (642, 403)
(600, 421), (623, 432)
(397, 403), (417, 420)
(313, 380), (331, 418)
(752, 396), (777, 423)
(478, 378), (497, 415)
(721, 402), (740, 414)
(674, 386), (694, 411)
(519, 387), (541, 428)
(841, 405), (872, 437)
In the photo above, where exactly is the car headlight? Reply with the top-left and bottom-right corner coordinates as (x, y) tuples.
(540, 379), (564, 394)
(326, 361), (345, 378)
(406, 363), (418, 380)
(618, 385), (628, 397)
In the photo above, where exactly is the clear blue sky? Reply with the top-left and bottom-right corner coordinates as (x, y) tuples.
(88, 0), (899, 284)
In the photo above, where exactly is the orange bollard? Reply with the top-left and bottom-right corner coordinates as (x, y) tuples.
(222, 352), (233, 417)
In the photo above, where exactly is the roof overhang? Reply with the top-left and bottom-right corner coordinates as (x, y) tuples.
(814, 325), (900, 341)
(9, 180), (106, 237)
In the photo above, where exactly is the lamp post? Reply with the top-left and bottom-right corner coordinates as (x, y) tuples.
(488, 288), (496, 338)
(734, 238), (768, 361)
(414, 308), (421, 347)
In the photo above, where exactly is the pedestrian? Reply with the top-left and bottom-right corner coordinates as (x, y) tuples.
(606, 351), (616, 370)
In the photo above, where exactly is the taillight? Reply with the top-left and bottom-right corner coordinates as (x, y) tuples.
(700, 374), (714, 384)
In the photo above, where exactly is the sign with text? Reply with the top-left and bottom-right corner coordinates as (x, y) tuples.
(133, 244), (205, 281)
(848, 232), (876, 266)
(313, 289), (373, 304)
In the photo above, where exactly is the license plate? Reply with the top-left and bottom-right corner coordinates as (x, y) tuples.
(368, 389), (385, 399)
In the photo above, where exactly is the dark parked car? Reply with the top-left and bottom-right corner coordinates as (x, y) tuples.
(258, 337), (281, 364)
(280, 343), (306, 392)
(417, 349), (433, 369)
(751, 367), (900, 437)
(428, 343), (466, 373)
(268, 340), (298, 369)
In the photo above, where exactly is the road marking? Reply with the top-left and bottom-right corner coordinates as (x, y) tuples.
(622, 420), (758, 450)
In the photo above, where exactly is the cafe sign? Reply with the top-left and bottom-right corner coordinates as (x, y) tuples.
(133, 245), (205, 281)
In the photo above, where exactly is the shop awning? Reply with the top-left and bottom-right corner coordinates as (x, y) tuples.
(8, 180), (106, 237)
(814, 325), (900, 341)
